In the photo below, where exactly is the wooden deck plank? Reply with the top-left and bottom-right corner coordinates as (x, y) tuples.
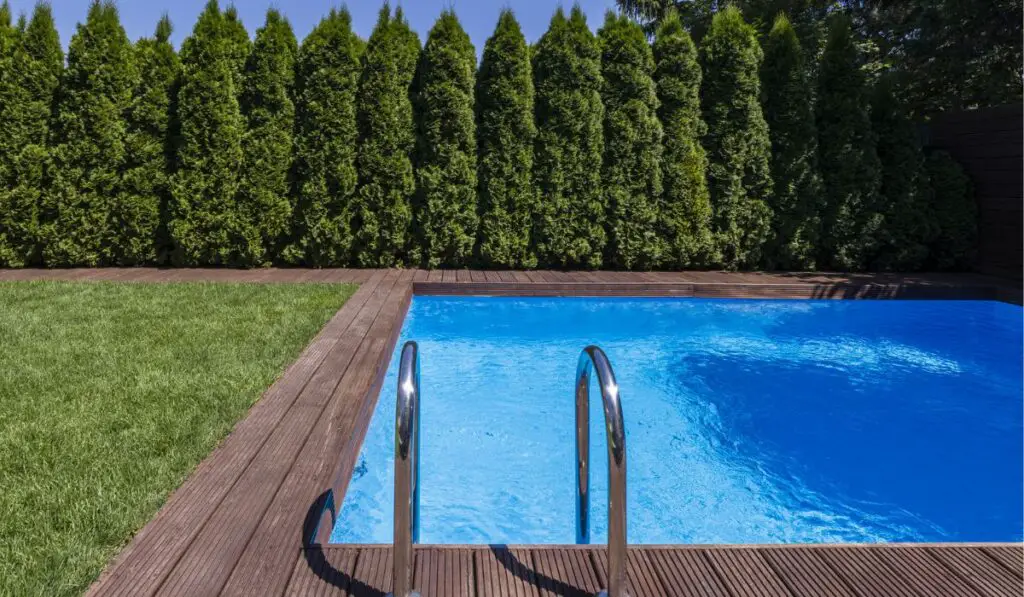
(930, 547), (1024, 597)
(156, 272), (403, 597)
(647, 549), (730, 597)
(759, 547), (856, 596)
(221, 273), (411, 596)
(985, 546), (1024, 578)
(531, 548), (601, 597)
(874, 546), (982, 597)
(704, 548), (792, 597)
(592, 549), (668, 597)
(818, 546), (923, 597)
(352, 547), (392, 595)
(475, 548), (540, 597)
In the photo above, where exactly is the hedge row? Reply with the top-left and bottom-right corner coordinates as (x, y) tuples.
(0, 1), (977, 270)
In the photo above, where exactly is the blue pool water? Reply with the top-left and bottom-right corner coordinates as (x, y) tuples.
(331, 297), (1023, 545)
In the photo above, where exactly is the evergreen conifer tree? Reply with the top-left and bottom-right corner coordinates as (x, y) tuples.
(926, 151), (976, 271)
(352, 5), (418, 267)
(599, 11), (662, 270)
(760, 13), (822, 270)
(476, 9), (536, 269)
(0, 2), (19, 263)
(870, 74), (936, 271)
(44, 0), (135, 266)
(700, 6), (773, 269)
(285, 8), (362, 266)
(816, 13), (882, 271)
(170, 0), (251, 265)
(223, 4), (249, 91)
(119, 15), (179, 265)
(238, 9), (296, 264)
(0, 2), (16, 184)
(411, 11), (477, 268)
(532, 6), (605, 269)
(0, 2), (61, 266)
(653, 9), (715, 269)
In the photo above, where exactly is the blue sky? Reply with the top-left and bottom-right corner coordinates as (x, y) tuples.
(7, 1), (619, 56)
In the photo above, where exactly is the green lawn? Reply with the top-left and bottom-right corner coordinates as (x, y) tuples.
(0, 281), (356, 597)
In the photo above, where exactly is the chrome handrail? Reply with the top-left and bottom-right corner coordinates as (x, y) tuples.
(575, 346), (628, 597)
(391, 341), (421, 597)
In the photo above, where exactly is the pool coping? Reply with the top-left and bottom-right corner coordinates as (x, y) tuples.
(62, 268), (1021, 597)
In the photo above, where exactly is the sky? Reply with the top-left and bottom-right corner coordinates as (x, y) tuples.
(6, 1), (620, 57)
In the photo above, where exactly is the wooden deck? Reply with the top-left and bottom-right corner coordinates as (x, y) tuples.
(2, 268), (1015, 596)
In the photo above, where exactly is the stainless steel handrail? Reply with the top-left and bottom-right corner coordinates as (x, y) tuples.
(391, 341), (421, 597)
(575, 345), (628, 597)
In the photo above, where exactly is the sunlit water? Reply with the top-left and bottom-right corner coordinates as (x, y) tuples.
(331, 297), (1023, 544)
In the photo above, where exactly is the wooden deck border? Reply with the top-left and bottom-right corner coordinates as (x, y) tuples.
(31, 267), (1016, 596)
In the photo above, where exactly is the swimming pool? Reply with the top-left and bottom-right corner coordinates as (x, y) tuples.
(331, 296), (1023, 545)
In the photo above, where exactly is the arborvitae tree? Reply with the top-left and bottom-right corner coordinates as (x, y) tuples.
(119, 15), (179, 265)
(284, 8), (362, 266)
(0, 2), (19, 263)
(222, 4), (250, 91)
(759, 13), (822, 270)
(476, 9), (536, 269)
(170, 0), (251, 266)
(926, 151), (976, 271)
(598, 12), (662, 270)
(44, 0), (135, 266)
(352, 5), (419, 267)
(0, 2), (15, 182)
(238, 9), (296, 264)
(411, 11), (477, 268)
(532, 6), (605, 269)
(0, 3), (61, 266)
(870, 75), (936, 271)
(815, 13), (882, 271)
(653, 9), (715, 269)
(700, 6), (772, 269)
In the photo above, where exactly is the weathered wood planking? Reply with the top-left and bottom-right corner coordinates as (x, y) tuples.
(284, 545), (1024, 596)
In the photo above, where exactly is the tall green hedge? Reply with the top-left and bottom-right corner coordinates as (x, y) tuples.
(599, 12), (662, 270)
(412, 11), (477, 268)
(532, 6), (605, 269)
(170, 0), (250, 266)
(927, 150), (976, 271)
(0, 3), (61, 267)
(0, 3), (985, 273)
(700, 6), (772, 269)
(816, 14), (882, 271)
(871, 75), (936, 271)
(44, 0), (135, 267)
(285, 8), (362, 267)
(475, 9), (536, 269)
(238, 9), (296, 264)
(760, 13), (822, 270)
(120, 15), (179, 265)
(653, 9), (715, 269)
(352, 5), (419, 267)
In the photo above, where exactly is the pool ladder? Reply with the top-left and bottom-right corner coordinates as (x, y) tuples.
(389, 342), (629, 597)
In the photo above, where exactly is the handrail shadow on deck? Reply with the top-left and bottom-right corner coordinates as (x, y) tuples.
(302, 494), (593, 596)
